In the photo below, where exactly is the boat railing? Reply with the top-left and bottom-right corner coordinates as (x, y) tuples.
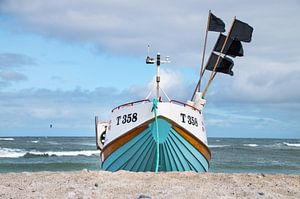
(169, 100), (201, 113)
(111, 99), (151, 112)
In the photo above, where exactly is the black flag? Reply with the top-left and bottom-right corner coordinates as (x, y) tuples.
(205, 53), (234, 76)
(214, 34), (244, 57)
(230, 19), (253, 42)
(208, 13), (225, 32)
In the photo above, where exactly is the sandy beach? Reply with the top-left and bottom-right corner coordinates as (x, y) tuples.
(0, 170), (299, 199)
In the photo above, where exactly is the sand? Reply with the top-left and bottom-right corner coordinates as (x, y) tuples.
(0, 170), (299, 199)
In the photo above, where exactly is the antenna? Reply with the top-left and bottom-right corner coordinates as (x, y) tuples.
(145, 45), (171, 99)
(146, 45), (155, 64)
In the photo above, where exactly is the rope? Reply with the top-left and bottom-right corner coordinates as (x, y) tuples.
(152, 98), (160, 173)
(160, 87), (171, 102)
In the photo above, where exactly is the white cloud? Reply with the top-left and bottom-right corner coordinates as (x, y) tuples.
(1, 0), (299, 104)
(0, 87), (132, 134)
(147, 68), (182, 94)
(0, 0), (299, 137)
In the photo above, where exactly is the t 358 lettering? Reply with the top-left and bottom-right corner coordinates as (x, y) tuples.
(116, 113), (138, 125)
(180, 113), (198, 126)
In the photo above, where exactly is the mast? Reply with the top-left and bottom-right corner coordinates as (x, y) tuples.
(191, 10), (211, 101)
(156, 53), (161, 99)
(146, 46), (170, 100)
(198, 10), (211, 93)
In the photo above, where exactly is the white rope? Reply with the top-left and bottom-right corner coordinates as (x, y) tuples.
(145, 90), (152, 100)
(160, 87), (171, 101)
(145, 84), (171, 102)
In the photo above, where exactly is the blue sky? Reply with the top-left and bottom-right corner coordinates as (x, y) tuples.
(0, 0), (299, 138)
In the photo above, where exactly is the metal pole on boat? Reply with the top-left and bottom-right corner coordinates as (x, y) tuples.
(198, 10), (211, 93)
(146, 48), (170, 100)
(156, 53), (161, 99)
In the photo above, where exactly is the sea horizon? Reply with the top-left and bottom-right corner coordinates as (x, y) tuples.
(1, 135), (299, 139)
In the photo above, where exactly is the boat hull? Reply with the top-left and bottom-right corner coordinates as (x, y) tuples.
(99, 100), (210, 172)
(102, 117), (210, 172)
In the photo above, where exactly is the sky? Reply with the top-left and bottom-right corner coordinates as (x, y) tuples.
(0, 0), (299, 138)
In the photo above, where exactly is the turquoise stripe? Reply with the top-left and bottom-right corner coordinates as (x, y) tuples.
(102, 118), (209, 172)
(123, 133), (153, 171)
(103, 129), (151, 171)
(150, 118), (171, 143)
(170, 128), (208, 171)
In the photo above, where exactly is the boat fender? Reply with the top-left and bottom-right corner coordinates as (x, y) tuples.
(95, 116), (108, 150)
(186, 100), (195, 107)
(194, 92), (206, 111)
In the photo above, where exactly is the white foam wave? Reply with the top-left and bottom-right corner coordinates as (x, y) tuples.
(80, 142), (96, 146)
(46, 141), (59, 145)
(243, 144), (258, 147)
(31, 140), (39, 143)
(283, 142), (300, 147)
(0, 138), (15, 141)
(0, 148), (99, 158)
(0, 148), (26, 158)
(209, 144), (230, 148)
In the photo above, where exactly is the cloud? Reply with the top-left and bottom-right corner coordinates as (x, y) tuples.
(0, 53), (36, 68)
(0, 87), (135, 134)
(0, 0), (299, 137)
(0, 84), (299, 137)
(146, 69), (186, 99)
(1, 0), (299, 104)
(0, 80), (10, 88)
(203, 102), (300, 138)
(0, 0), (206, 58)
(0, 53), (35, 86)
(0, 70), (27, 81)
(205, 57), (300, 104)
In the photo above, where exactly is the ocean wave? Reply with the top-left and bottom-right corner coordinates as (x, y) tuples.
(209, 144), (230, 148)
(31, 140), (39, 143)
(0, 148), (26, 158)
(28, 150), (99, 157)
(23, 152), (50, 158)
(80, 142), (96, 146)
(0, 147), (99, 158)
(46, 141), (59, 145)
(243, 144), (258, 147)
(283, 142), (300, 147)
(0, 138), (14, 141)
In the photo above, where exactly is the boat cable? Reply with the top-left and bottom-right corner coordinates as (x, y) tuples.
(152, 98), (160, 173)
(160, 87), (171, 102)
(145, 90), (152, 100)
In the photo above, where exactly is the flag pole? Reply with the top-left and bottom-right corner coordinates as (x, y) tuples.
(191, 10), (211, 101)
(198, 11), (211, 92)
(202, 16), (236, 98)
(191, 67), (206, 100)
(191, 51), (213, 100)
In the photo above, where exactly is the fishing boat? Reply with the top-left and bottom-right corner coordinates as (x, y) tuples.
(95, 11), (253, 172)
(95, 52), (210, 172)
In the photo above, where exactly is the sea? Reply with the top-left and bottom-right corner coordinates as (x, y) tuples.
(0, 137), (299, 174)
